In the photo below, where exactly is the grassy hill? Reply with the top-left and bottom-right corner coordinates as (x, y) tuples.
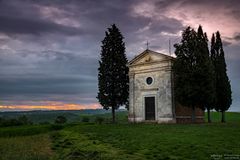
(0, 109), (112, 124)
(0, 111), (239, 160)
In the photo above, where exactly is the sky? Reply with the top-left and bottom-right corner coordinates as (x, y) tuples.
(0, 0), (239, 111)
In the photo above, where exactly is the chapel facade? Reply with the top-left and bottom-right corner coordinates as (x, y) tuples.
(128, 49), (204, 123)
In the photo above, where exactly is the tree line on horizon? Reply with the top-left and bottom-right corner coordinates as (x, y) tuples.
(97, 24), (232, 123)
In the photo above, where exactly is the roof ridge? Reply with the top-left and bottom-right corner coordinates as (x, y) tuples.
(128, 49), (174, 65)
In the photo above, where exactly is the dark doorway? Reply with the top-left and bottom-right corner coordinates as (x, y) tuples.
(145, 97), (155, 120)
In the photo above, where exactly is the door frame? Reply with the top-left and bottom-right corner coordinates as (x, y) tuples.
(143, 94), (157, 121)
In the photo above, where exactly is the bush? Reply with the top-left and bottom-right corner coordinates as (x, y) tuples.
(95, 117), (104, 124)
(81, 117), (90, 122)
(55, 116), (67, 124)
(18, 115), (32, 125)
(0, 116), (32, 127)
(39, 121), (50, 125)
(51, 124), (64, 130)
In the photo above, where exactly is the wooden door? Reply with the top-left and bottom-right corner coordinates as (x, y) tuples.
(145, 97), (155, 120)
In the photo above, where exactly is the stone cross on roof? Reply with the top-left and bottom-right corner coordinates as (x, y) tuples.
(146, 41), (149, 50)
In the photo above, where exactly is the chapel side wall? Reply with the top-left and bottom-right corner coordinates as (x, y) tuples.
(157, 70), (175, 123)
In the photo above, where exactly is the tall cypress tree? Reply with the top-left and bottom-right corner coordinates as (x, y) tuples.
(196, 26), (215, 123)
(211, 31), (232, 122)
(173, 26), (199, 122)
(210, 34), (218, 120)
(97, 24), (129, 123)
(173, 26), (215, 123)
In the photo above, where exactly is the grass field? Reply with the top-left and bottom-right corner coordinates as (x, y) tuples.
(0, 111), (239, 160)
(0, 125), (55, 160)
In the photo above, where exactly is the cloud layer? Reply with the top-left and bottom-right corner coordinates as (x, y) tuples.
(0, 0), (239, 111)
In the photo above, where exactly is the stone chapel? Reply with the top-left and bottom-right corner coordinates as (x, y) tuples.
(128, 49), (204, 123)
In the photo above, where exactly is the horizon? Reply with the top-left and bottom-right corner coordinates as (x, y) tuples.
(0, 0), (239, 112)
(0, 108), (238, 113)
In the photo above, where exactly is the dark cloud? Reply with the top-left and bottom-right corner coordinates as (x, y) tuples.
(0, 15), (84, 36)
(147, 17), (184, 35)
(233, 33), (240, 41)
(0, 0), (88, 36)
(0, 48), (98, 105)
(222, 40), (232, 47)
(223, 33), (240, 45)
(0, 0), (239, 111)
(0, 75), (96, 94)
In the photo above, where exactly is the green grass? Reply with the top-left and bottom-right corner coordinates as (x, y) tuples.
(0, 125), (53, 160)
(0, 124), (64, 160)
(0, 125), (52, 137)
(0, 134), (53, 160)
(205, 111), (240, 122)
(0, 111), (239, 160)
(51, 112), (240, 160)
(54, 122), (240, 160)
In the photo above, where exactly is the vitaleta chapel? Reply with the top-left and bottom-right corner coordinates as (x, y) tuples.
(128, 49), (204, 123)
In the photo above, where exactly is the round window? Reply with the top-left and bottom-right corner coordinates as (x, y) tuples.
(146, 77), (153, 85)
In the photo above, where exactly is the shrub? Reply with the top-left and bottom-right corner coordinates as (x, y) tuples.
(81, 117), (90, 122)
(55, 115), (67, 124)
(51, 124), (64, 130)
(0, 116), (32, 127)
(95, 117), (104, 124)
(18, 115), (32, 125)
(39, 121), (50, 125)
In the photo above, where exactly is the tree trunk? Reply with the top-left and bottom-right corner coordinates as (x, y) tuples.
(192, 106), (196, 123)
(207, 108), (211, 123)
(112, 107), (115, 123)
(221, 111), (225, 123)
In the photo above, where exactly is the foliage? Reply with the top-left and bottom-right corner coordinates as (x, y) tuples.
(173, 26), (215, 122)
(95, 116), (104, 124)
(97, 24), (129, 123)
(0, 110), (110, 124)
(81, 116), (90, 122)
(55, 115), (67, 124)
(0, 115), (32, 127)
(18, 115), (33, 125)
(39, 121), (50, 125)
(196, 26), (215, 123)
(51, 124), (64, 130)
(210, 31), (232, 122)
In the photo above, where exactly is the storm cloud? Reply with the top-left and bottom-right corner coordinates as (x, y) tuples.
(0, 0), (239, 111)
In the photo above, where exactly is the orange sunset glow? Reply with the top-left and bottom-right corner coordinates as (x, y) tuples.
(0, 102), (101, 111)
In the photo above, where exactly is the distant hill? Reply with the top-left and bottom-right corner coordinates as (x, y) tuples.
(0, 109), (120, 124)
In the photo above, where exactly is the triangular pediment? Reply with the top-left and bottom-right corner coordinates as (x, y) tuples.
(129, 49), (174, 66)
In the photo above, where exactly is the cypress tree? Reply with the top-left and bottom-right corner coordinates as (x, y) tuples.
(196, 26), (215, 123)
(211, 31), (232, 122)
(173, 26), (199, 123)
(97, 24), (129, 123)
(210, 34), (218, 121)
(173, 26), (215, 123)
